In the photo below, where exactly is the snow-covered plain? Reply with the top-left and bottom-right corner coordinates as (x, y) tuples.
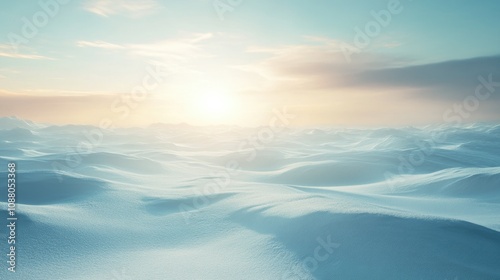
(1, 117), (500, 279)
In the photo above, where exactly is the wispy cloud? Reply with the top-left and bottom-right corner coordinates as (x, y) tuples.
(76, 40), (125, 49)
(76, 33), (213, 63)
(83, 0), (160, 17)
(244, 37), (500, 98)
(240, 36), (402, 88)
(19, 89), (114, 96)
(239, 37), (500, 125)
(0, 52), (51, 59)
(76, 33), (215, 78)
(0, 44), (51, 60)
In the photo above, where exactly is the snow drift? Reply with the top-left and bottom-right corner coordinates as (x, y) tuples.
(0, 117), (499, 279)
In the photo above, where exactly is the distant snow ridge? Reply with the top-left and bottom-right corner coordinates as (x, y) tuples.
(0, 117), (499, 280)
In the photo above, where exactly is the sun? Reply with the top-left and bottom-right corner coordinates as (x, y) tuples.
(194, 89), (236, 123)
(201, 92), (230, 115)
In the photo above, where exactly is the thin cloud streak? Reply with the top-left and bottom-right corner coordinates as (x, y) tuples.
(0, 44), (51, 60)
(0, 52), (52, 60)
(76, 41), (125, 49)
(83, 0), (161, 17)
(76, 33), (213, 60)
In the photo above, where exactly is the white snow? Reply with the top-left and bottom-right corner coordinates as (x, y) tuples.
(1, 118), (499, 279)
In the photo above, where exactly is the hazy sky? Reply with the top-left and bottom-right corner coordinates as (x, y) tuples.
(1, 0), (499, 126)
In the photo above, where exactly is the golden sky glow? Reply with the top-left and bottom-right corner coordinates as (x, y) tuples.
(1, 1), (500, 126)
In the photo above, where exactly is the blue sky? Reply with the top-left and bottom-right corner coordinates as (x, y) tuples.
(1, 0), (499, 126)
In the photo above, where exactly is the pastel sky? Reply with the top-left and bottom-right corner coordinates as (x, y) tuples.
(1, 0), (499, 126)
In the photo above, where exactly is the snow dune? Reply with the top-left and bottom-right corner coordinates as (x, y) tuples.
(0, 117), (499, 279)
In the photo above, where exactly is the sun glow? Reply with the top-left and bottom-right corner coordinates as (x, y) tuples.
(201, 92), (230, 115)
(193, 89), (237, 123)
